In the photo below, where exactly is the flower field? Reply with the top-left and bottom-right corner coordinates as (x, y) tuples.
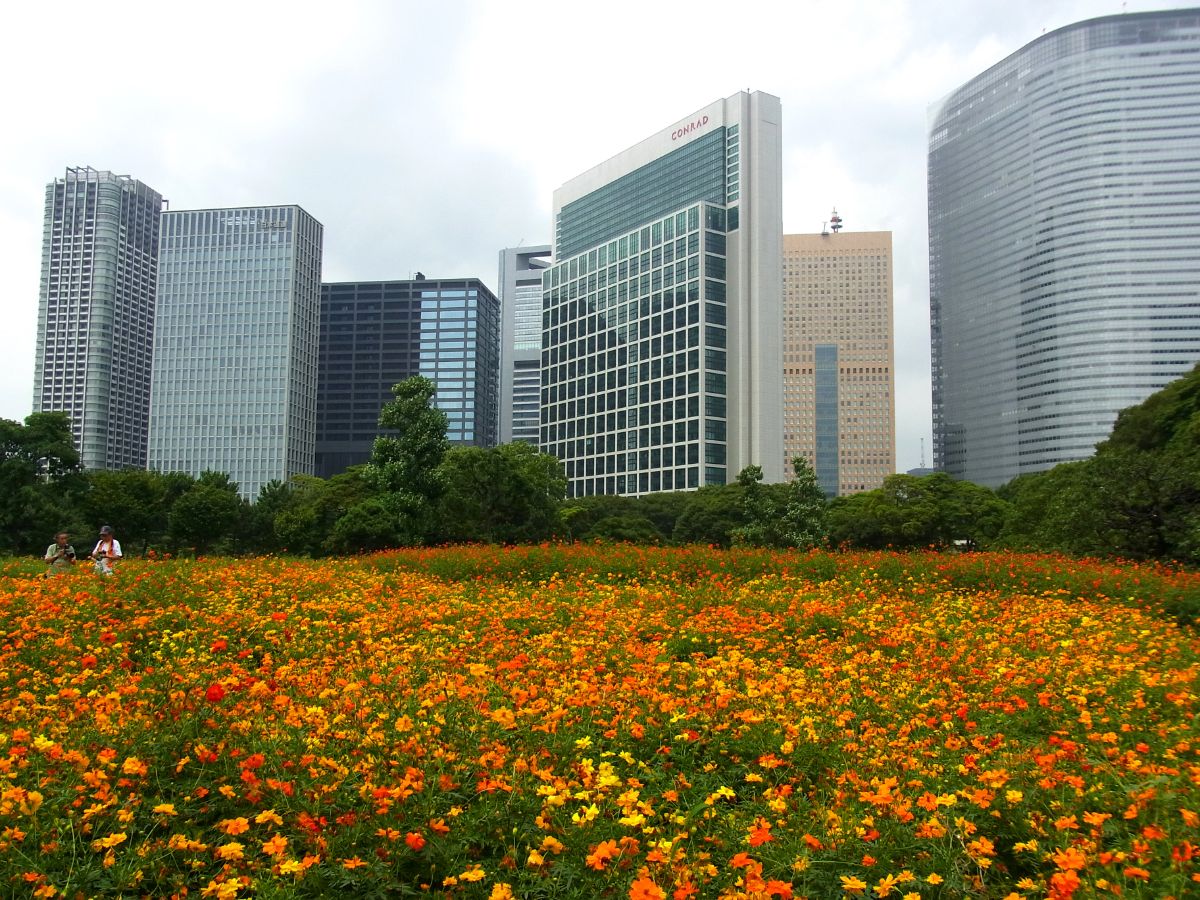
(0, 547), (1198, 899)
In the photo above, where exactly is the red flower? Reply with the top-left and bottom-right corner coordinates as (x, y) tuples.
(405, 832), (426, 851)
(205, 683), (226, 703)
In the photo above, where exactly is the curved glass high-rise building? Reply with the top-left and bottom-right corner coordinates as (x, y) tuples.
(928, 9), (1200, 487)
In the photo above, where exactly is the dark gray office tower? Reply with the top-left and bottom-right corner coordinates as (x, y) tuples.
(499, 246), (552, 445)
(929, 9), (1200, 487)
(316, 278), (501, 478)
(33, 167), (163, 469)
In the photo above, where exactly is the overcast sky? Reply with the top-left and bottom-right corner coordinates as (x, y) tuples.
(0, 0), (1177, 472)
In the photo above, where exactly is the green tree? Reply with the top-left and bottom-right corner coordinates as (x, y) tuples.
(730, 459), (828, 549)
(167, 473), (245, 555)
(561, 495), (636, 542)
(355, 377), (449, 546)
(328, 497), (402, 554)
(435, 442), (566, 544)
(628, 491), (693, 540)
(83, 469), (195, 554)
(672, 483), (746, 548)
(997, 364), (1200, 563)
(779, 456), (828, 548)
(587, 514), (663, 543)
(0, 412), (82, 554)
(828, 473), (1008, 550)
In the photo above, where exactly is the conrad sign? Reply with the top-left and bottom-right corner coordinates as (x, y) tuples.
(671, 115), (710, 141)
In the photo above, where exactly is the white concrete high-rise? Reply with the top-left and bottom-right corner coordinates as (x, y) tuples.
(148, 206), (323, 500)
(544, 91), (783, 497)
(33, 167), (163, 469)
(499, 246), (551, 445)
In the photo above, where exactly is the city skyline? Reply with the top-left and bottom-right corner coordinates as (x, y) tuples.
(1, 0), (1186, 476)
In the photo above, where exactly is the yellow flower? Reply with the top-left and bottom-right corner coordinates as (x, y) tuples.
(279, 859), (303, 876)
(840, 875), (868, 895)
(255, 809), (283, 826)
(215, 842), (245, 861)
(459, 865), (486, 882)
(92, 832), (128, 851)
(527, 850), (546, 867)
(153, 803), (177, 816)
(926, 873), (944, 885)
(200, 880), (240, 900)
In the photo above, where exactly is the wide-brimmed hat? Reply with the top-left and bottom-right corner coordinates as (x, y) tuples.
(99, 525), (114, 535)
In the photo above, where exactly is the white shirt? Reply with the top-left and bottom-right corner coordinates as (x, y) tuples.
(92, 538), (122, 559)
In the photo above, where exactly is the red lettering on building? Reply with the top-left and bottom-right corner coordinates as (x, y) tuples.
(671, 115), (710, 141)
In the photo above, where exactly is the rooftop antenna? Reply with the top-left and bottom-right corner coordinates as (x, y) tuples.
(829, 207), (843, 233)
(821, 219), (829, 236)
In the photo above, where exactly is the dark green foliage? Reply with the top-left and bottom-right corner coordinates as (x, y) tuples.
(627, 491), (692, 539)
(435, 442), (565, 544)
(0, 412), (82, 554)
(328, 497), (403, 554)
(167, 474), (245, 555)
(586, 514), (663, 543)
(359, 377), (450, 545)
(672, 483), (747, 548)
(998, 364), (1200, 564)
(730, 458), (828, 548)
(560, 495), (638, 541)
(83, 469), (194, 554)
(828, 472), (1008, 550)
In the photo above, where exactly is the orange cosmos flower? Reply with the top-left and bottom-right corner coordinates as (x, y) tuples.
(405, 832), (426, 851)
(586, 840), (619, 870)
(629, 874), (666, 900)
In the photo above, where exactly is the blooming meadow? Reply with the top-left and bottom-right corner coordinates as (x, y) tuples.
(0, 546), (1197, 899)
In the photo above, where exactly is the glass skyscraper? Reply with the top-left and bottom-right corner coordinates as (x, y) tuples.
(499, 246), (551, 445)
(546, 91), (783, 498)
(315, 278), (500, 478)
(148, 206), (323, 500)
(33, 167), (163, 470)
(929, 9), (1200, 487)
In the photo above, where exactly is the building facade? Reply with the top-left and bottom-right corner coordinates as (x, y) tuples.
(315, 278), (501, 478)
(929, 9), (1200, 487)
(33, 167), (163, 470)
(148, 206), (323, 500)
(782, 227), (895, 496)
(499, 246), (552, 446)
(545, 90), (783, 498)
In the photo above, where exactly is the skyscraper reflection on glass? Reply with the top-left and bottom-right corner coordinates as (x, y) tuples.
(928, 9), (1200, 487)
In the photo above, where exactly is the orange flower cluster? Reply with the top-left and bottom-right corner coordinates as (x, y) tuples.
(0, 547), (1196, 898)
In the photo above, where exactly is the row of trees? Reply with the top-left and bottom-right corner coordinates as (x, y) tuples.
(3, 365), (1197, 562)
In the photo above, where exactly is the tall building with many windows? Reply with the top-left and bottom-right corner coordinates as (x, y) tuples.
(148, 206), (323, 500)
(499, 246), (551, 445)
(782, 226), (894, 496)
(544, 90), (783, 498)
(929, 9), (1200, 487)
(315, 278), (500, 478)
(33, 167), (163, 469)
